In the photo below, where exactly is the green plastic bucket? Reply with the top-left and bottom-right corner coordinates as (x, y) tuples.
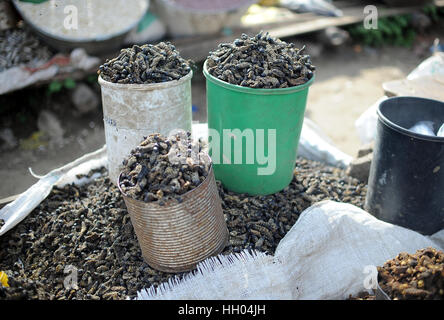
(203, 61), (314, 195)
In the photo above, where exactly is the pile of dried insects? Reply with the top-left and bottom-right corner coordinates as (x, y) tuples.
(206, 32), (315, 89)
(119, 132), (210, 203)
(98, 42), (192, 84)
(0, 158), (367, 300)
(0, 276), (47, 300)
(378, 247), (444, 300)
(220, 158), (367, 255)
(0, 26), (53, 72)
(0, 174), (178, 300)
(347, 291), (376, 300)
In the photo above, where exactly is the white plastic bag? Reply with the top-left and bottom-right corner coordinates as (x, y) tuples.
(298, 118), (352, 168)
(355, 53), (444, 145)
(355, 96), (388, 145)
(409, 121), (435, 136)
(407, 52), (444, 80)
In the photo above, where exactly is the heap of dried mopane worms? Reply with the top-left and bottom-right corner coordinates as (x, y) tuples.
(98, 42), (192, 84)
(0, 26), (52, 72)
(378, 247), (443, 300)
(206, 31), (315, 89)
(0, 159), (367, 300)
(119, 132), (210, 204)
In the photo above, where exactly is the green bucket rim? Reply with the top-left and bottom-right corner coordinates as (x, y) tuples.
(203, 60), (315, 95)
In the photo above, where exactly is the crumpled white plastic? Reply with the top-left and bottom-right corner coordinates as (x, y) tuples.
(437, 123), (444, 137)
(407, 52), (444, 80)
(298, 118), (352, 168)
(0, 48), (100, 95)
(409, 120), (436, 136)
(0, 146), (107, 236)
(355, 53), (444, 144)
(355, 96), (388, 145)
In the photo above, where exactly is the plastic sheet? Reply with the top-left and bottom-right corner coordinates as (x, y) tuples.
(298, 118), (352, 168)
(355, 96), (388, 145)
(0, 145), (107, 236)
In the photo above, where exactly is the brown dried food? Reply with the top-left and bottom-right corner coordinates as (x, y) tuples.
(0, 276), (49, 300)
(207, 31), (315, 89)
(0, 174), (182, 300)
(119, 132), (210, 203)
(378, 247), (444, 300)
(98, 42), (192, 84)
(347, 291), (376, 300)
(0, 26), (53, 72)
(0, 158), (367, 300)
(75, 167), (107, 180)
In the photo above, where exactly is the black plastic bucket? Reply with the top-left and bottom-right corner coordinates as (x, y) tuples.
(365, 96), (444, 235)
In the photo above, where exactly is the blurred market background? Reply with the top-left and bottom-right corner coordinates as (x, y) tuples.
(1, 0), (444, 200)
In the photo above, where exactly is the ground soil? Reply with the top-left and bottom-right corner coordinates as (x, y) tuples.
(0, 29), (442, 199)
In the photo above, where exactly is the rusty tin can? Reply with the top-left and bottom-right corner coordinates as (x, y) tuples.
(118, 165), (229, 273)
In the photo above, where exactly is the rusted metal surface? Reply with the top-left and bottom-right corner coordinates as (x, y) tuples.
(118, 165), (228, 273)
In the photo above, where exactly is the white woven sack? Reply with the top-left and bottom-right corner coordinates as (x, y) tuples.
(138, 200), (444, 300)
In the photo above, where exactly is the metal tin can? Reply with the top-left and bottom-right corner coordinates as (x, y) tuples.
(118, 165), (228, 273)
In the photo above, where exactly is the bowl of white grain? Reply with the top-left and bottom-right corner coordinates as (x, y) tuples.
(13, 0), (149, 55)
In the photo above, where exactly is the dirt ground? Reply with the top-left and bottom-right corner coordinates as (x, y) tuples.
(306, 44), (424, 155)
(0, 32), (441, 199)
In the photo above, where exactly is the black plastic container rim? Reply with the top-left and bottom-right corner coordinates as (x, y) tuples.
(377, 96), (444, 143)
